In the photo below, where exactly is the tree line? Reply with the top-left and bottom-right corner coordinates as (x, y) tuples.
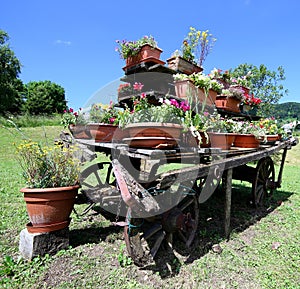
(0, 30), (66, 115)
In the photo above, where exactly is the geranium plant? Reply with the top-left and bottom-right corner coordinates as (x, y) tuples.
(243, 93), (262, 108)
(118, 83), (133, 96)
(61, 107), (87, 128)
(115, 35), (158, 59)
(118, 93), (191, 128)
(16, 140), (80, 188)
(89, 101), (119, 125)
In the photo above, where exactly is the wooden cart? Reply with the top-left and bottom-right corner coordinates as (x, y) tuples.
(66, 134), (297, 266)
(65, 61), (298, 266)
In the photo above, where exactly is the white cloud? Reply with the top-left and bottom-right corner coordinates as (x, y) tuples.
(54, 40), (72, 46)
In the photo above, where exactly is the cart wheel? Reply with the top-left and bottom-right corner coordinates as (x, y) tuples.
(252, 157), (275, 207)
(79, 162), (120, 216)
(124, 194), (199, 266)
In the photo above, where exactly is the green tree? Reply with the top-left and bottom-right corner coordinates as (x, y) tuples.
(0, 30), (24, 114)
(23, 80), (67, 114)
(230, 63), (288, 116)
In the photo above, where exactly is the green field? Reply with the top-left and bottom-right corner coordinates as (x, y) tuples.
(0, 126), (299, 288)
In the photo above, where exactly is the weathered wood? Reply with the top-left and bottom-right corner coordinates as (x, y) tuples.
(223, 169), (233, 239)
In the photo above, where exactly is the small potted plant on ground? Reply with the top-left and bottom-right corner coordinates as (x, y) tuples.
(16, 140), (81, 233)
(115, 35), (164, 70)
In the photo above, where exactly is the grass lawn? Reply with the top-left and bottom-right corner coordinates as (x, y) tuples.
(0, 126), (299, 288)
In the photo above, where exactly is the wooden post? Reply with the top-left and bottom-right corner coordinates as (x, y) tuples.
(223, 168), (232, 239)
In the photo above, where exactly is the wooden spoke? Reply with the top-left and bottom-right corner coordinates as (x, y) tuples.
(252, 157), (275, 207)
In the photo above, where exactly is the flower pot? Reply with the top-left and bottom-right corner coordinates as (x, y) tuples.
(230, 85), (250, 95)
(174, 80), (197, 100)
(167, 56), (203, 75)
(87, 123), (118, 142)
(262, 134), (279, 145)
(68, 124), (92, 139)
(123, 122), (183, 149)
(233, 134), (260, 148)
(215, 96), (241, 113)
(123, 45), (165, 70)
(183, 130), (210, 148)
(20, 185), (79, 233)
(207, 132), (236, 150)
(197, 88), (217, 107)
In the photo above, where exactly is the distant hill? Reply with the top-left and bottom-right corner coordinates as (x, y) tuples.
(272, 102), (300, 120)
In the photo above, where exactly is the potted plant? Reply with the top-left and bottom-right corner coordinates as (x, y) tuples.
(173, 72), (223, 107)
(206, 113), (238, 150)
(240, 93), (262, 115)
(115, 35), (164, 69)
(88, 101), (121, 142)
(62, 102), (123, 142)
(61, 107), (90, 139)
(16, 140), (81, 233)
(215, 86), (245, 113)
(255, 117), (284, 144)
(184, 110), (211, 148)
(209, 68), (232, 89)
(233, 121), (266, 148)
(118, 93), (191, 149)
(167, 27), (216, 74)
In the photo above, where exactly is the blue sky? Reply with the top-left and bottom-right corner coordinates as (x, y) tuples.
(1, 0), (299, 110)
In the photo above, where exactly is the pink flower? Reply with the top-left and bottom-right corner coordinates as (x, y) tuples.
(179, 100), (190, 112)
(69, 108), (74, 113)
(133, 82), (144, 91)
(109, 117), (116, 124)
(170, 99), (179, 108)
(140, 93), (146, 99)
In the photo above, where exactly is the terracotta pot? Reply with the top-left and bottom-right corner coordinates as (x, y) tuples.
(215, 96), (241, 113)
(263, 134), (279, 145)
(87, 123), (118, 142)
(183, 130), (210, 148)
(174, 80), (197, 100)
(124, 45), (164, 70)
(68, 124), (92, 139)
(207, 132), (236, 150)
(123, 122), (183, 149)
(197, 88), (217, 107)
(167, 56), (203, 75)
(230, 85), (250, 95)
(21, 185), (79, 233)
(234, 134), (260, 148)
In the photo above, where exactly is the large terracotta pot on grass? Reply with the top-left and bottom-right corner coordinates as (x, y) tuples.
(21, 185), (79, 233)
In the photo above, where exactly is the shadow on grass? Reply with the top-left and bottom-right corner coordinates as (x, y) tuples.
(138, 183), (293, 277)
(68, 183), (293, 278)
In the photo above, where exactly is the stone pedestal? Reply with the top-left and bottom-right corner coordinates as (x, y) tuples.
(19, 228), (69, 260)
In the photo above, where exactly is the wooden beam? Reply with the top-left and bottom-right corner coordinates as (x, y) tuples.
(223, 168), (233, 239)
